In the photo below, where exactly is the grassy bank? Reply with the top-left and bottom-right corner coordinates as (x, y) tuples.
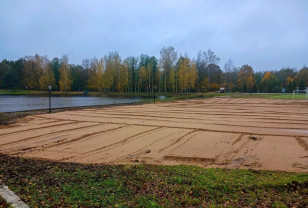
(0, 89), (150, 97)
(1, 89), (307, 99)
(0, 154), (307, 207)
(0, 89), (87, 96)
(0, 89), (210, 98)
(230, 93), (308, 100)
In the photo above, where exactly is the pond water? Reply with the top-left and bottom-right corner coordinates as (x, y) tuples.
(0, 95), (143, 113)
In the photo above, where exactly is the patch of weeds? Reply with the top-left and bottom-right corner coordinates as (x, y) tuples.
(0, 113), (11, 125)
(272, 201), (288, 208)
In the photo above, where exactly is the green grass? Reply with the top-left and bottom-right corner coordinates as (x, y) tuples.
(230, 93), (308, 100)
(0, 89), (47, 95)
(0, 154), (307, 207)
(2, 89), (307, 100)
(0, 89), (215, 98)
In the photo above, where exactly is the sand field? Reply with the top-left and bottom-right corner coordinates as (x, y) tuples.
(0, 97), (308, 172)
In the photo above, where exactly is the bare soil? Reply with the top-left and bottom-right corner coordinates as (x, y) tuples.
(0, 97), (308, 172)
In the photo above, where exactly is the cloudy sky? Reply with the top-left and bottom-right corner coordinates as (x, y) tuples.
(0, 0), (307, 71)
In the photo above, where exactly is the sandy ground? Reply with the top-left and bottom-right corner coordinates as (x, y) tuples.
(0, 97), (308, 172)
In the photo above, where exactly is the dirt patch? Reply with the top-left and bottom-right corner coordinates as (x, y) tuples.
(0, 98), (308, 172)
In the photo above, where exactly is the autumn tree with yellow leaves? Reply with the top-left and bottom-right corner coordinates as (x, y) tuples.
(87, 58), (104, 92)
(295, 67), (308, 90)
(23, 55), (45, 89)
(261, 71), (279, 93)
(177, 57), (197, 92)
(237, 65), (254, 92)
(38, 62), (56, 90)
(59, 55), (73, 92)
(2, 46), (307, 94)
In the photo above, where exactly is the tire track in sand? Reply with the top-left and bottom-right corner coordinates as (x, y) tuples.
(67, 111), (308, 123)
(32, 118), (308, 138)
(0, 121), (78, 137)
(295, 137), (308, 153)
(13, 125), (129, 155)
(121, 129), (190, 159)
(60, 127), (163, 162)
(0, 123), (102, 148)
(160, 130), (201, 153)
(218, 135), (263, 168)
(232, 134), (245, 145)
(67, 112), (308, 130)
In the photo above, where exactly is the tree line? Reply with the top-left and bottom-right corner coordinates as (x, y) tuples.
(0, 46), (307, 93)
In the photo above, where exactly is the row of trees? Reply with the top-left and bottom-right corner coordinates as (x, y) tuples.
(0, 47), (307, 93)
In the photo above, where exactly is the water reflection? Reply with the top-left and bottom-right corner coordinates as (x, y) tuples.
(0, 95), (142, 112)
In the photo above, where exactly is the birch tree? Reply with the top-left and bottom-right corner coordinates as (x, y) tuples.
(87, 58), (104, 92)
(59, 55), (72, 92)
(159, 46), (177, 93)
(39, 59), (56, 90)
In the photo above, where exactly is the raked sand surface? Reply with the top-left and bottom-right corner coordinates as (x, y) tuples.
(0, 97), (308, 172)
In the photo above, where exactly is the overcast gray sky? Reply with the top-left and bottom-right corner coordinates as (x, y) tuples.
(0, 0), (307, 71)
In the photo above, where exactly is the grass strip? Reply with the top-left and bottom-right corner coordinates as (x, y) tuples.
(230, 93), (308, 100)
(0, 154), (307, 207)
